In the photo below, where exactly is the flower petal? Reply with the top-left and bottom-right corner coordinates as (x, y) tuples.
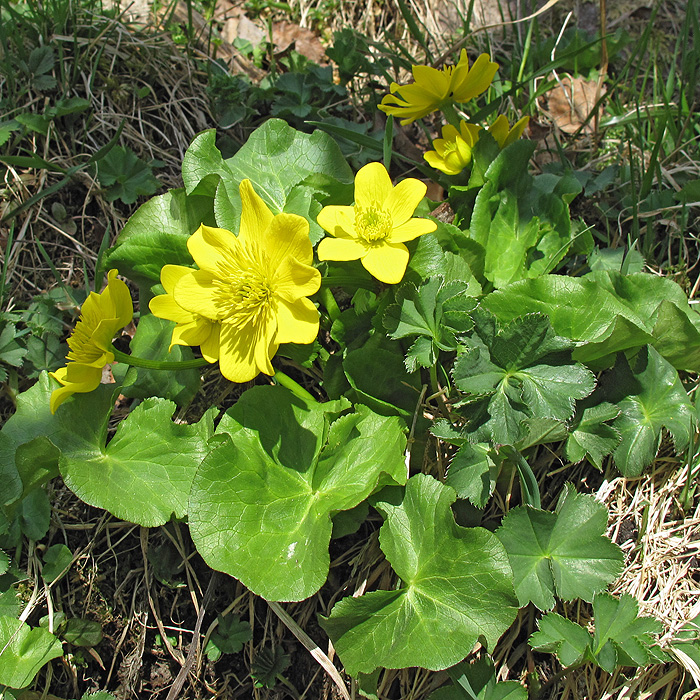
(274, 297), (320, 345)
(170, 317), (215, 350)
(316, 205), (356, 237)
(451, 52), (499, 103)
(263, 213), (313, 270)
(200, 323), (221, 363)
(149, 293), (194, 324)
(412, 64), (450, 100)
(361, 243), (409, 284)
(50, 363), (102, 413)
(103, 270), (133, 327)
(218, 323), (260, 383)
(389, 217), (437, 243)
(187, 225), (238, 273)
(239, 179), (274, 245)
(354, 162), (393, 209)
(384, 177), (427, 227)
(160, 264), (194, 294)
(317, 236), (367, 261)
(173, 270), (221, 320)
(273, 256), (322, 303)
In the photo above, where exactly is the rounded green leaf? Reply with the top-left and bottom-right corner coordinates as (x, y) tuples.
(321, 474), (518, 675)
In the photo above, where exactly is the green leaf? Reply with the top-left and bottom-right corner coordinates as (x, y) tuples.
(95, 145), (160, 204)
(251, 646), (291, 688)
(496, 484), (623, 610)
(320, 474), (518, 676)
(605, 346), (694, 477)
(384, 277), (476, 371)
(41, 544), (72, 583)
(0, 323), (27, 368)
(114, 314), (201, 407)
(529, 611), (593, 667)
(482, 271), (700, 371)
(182, 122), (353, 244)
(428, 657), (527, 700)
(62, 618), (103, 647)
(565, 399), (621, 469)
(0, 550), (8, 577)
(189, 386), (407, 601)
(0, 616), (63, 688)
(591, 593), (662, 672)
(60, 399), (216, 527)
(445, 442), (498, 508)
(104, 188), (214, 285)
(15, 113), (50, 135)
(205, 614), (252, 661)
(453, 312), (595, 444)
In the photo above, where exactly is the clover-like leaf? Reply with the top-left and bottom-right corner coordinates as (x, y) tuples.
(445, 442), (499, 508)
(189, 385), (406, 601)
(0, 615), (64, 688)
(59, 399), (216, 527)
(95, 145), (160, 204)
(453, 312), (595, 444)
(604, 345), (694, 477)
(383, 277), (476, 371)
(529, 611), (593, 667)
(565, 399), (620, 469)
(205, 614), (252, 662)
(320, 474), (518, 676)
(496, 484), (623, 610)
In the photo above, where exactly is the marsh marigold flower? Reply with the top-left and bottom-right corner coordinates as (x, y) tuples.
(316, 162), (436, 285)
(379, 51), (498, 125)
(424, 121), (482, 175)
(149, 265), (220, 363)
(50, 269), (133, 413)
(155, 179), (321, 384)
(488, 114), (530, 149)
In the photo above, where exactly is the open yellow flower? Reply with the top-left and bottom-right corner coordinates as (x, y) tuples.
(488, 114), (530, 149)
(149, 265), (220, 363)
(424, 121), (482, 175)
(378, 51), (499, 125)
(163, 180), (321, 383)
(316, 162), (437, 285)
(50, 269), (133, 413)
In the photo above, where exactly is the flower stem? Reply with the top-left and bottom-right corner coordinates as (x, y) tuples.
(110, 346), (210, 370)
(272, 370), (317, 403)
(440, 100), (462, 129)
(319, 287), (341, 323)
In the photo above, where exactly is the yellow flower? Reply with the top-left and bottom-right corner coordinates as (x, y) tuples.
(488, 114), (530, 149)
(316, 162), (437, 285)
(166, 180), (321, 383)
(378, 51), (499, 125)
(424, 121), (482, 175)
(149, 265), (220, 363)
(50, 269), (133, 413)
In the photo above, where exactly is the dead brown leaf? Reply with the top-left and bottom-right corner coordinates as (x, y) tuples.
(546, 75), (605, 134)
(272, 21), (326, 63)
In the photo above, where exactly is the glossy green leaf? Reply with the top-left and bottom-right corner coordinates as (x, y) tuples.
(482, 271), (700, 371)
(189, 386), (406, 601)
(0, 616), (63, 688)
(320, 474), (518, 675)
(496, 484), (623, 610)
(41, 544), (72, 584)
(60, 399), (216, 527)
(205, 614), (252, 661)
(445, 442), (498, 508)
(104, 188), (214, 285)
(428, 657), (527, 700)
(605, 346), (694, 476)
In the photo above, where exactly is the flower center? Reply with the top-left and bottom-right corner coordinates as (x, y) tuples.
(355, 206), (393, 245)
(66, 310), (110, 364)
(214, 242), (274, 328)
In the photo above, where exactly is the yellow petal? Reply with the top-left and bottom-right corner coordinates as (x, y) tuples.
(49, 363), (102, 413)
(424, 150), (453, 174)
(200, 324), (221, 363)
(316, 205), (356, 237)
(317, 237), (367, 261)
(239, 179), (274, 245)
(170, 317), (215, 350)
(502, 115), (529, 148)
(389, 217), (437, 243)
(263, 213), (313, 270)
(149, 293), (194, 324)
(273, 256), (321, 303)
(104, 270), (133, 327)
(160, 264), (194, 295)
(361, 243), (410, 284)
(488, 114), (510, 148)
(173, 269), (221, 320)
(451, 53), (499, 103)
(274, 297), (320, 345)
(384, 177), (427, 226)
(187, 225), (238, 273)
(218, 317), (275, 383)
(441, 124), (461, 141)
(460, 122), (482, 146)
(354, 162), (393, 209)
(412, 65), (450, 100)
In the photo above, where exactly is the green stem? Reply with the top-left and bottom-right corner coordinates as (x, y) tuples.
(320, 276), (377, 291)
(319, 286), (341, 323)
(110, 346), (210, 371)
(273, 370), (317, 403)
(440, 100), (463, 129)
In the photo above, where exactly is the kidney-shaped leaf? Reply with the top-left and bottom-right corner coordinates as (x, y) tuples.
(496, 484), (623, 610)
(60, 399), (215, 527)
(320, 474), (518, 676)
(189, 385), (407, 602)
(0, 615), (63, 688)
